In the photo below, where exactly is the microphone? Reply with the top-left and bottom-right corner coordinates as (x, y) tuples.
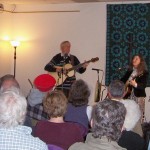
(64, 53), (68, 59)
(64, 53), (68, 57)
(63, 54), (68, 64)
(92, 68), (103, 71)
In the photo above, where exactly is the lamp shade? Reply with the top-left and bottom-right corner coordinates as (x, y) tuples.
(11, 41), (20, 47)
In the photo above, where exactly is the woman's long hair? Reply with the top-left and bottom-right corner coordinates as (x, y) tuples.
(129, 54), (148, 75)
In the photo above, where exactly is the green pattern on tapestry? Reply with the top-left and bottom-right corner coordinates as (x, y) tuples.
(106, 3), (150, 86)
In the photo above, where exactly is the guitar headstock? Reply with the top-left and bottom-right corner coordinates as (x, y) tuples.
(91, 57), (99, 62)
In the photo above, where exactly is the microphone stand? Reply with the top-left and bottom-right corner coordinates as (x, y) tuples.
(95, 70), (100, 102)
(61, 55), (68, 94)
(61, 60), (66, 93)
(100, 70), (104, 101)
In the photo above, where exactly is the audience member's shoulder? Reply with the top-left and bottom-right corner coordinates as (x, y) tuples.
(31, 136), (48, 150)
(121, 130), (144, 141)
(65, 121), (81, 127)
(118, 130), (145, 150)
(36, 120), (48, 126)
(21, 126), (48, 150)
(120, 99), (140, 110)
(102, 98), (111, 101)
(65, 122), (84, 132)
(68, 142), (86, 150)
(120, 99), (136, 103)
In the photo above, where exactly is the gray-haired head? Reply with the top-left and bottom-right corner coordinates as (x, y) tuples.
(108, 80), (125, 99)
(0, 90), (27, 128)
(92, 99), (126, 142)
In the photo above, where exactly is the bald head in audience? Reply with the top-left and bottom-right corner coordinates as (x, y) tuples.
(0, 74), (20, 93)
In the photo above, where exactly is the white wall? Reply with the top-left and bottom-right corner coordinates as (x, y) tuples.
(7, 2), (106, 100)
(0, 13), (12, 77)
(0, 2), (149, 121)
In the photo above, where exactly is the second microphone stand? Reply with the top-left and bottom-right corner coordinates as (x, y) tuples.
(94, 69), (104, 102)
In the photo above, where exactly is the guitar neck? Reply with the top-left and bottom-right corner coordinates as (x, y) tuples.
(68, 60), (91, 72)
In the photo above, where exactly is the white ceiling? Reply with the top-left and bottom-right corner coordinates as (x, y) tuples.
(0, 0), (149, 5)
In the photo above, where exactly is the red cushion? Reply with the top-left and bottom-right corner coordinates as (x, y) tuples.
(34, 74), (56, 92)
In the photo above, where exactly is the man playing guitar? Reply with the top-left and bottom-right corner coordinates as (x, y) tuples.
(44, 41), (89, 97)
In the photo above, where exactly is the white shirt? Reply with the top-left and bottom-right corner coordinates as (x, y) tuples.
(86, 105), (93, 121)
(128, 68), (137, 81)
(0, 125), (48, 150)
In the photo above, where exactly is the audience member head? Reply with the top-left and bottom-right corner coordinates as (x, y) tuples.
(0, 89), (27, 128)
(121, 100), (141, 131)
(91, 99), (126, 142)
(107, 80), (125, 100)
(43, 90), (67, 118)
(0, 74), (20, 93)
(68, 79), (90, 106)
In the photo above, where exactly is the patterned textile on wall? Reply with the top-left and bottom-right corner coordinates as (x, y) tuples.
(106, 3), (150, 86)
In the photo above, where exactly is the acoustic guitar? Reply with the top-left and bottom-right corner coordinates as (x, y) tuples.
(124, 73), (143, 99)
(48, 57), (99, 86)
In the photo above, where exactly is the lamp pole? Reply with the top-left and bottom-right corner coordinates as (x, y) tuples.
(11, 41), (20, 78)
(14, 46), (17, 78)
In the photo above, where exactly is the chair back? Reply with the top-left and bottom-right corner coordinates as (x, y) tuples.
(47, 144), (64, 150)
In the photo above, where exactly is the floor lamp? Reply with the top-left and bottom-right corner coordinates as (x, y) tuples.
(10, 41), (20, 78)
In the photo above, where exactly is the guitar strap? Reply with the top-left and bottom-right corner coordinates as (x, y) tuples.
(70, 55), (74, 66)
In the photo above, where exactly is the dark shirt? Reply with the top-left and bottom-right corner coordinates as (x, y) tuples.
(118, 130), (145, 150)
(44, 53), (86, 87)
(27, 104), (48, 121)
(64, 103), (89, 129)
(121, 70), (149, 97)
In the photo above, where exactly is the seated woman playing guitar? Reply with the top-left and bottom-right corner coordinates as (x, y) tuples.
(44, 41), (89, 98)
(121, 54), (149, 123)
